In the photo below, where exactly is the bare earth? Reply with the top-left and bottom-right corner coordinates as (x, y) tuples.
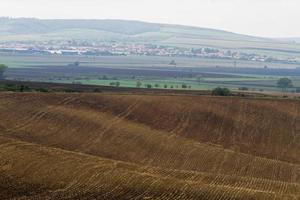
(0, 92), (299, 199)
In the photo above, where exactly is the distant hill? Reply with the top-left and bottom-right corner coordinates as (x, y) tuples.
(0, 18), (160, 35)
(275, 37), (300, 44)
(1, 17), (300, 57)
(0, 18), (259, 42)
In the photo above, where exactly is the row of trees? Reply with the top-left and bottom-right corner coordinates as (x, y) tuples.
(211, 78), (296, 96)
(136, 81), (192, 89)
(103, 76), (296, 92)
(109, 82), (120, 87)
(239, 78), (295, 92)
(106, 78), (296, 92)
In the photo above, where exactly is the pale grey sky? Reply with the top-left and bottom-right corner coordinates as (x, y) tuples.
(1, 0), (299, 37)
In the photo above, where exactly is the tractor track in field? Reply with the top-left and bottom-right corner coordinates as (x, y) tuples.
(0, 92), (300, 199)
(4, 95), (80, 134)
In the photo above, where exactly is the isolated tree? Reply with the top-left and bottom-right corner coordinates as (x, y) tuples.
(115, 82), (120, 87)
(0, 64), (8, 79)
(74, 61), (80, 67)
(277, 78), (293, 91)
(19, 85), (25, 92)
(145, 84), (152, 89)
(196, 76), (202, 85)
(136, 81), (142, 88)
(181, 84), (187, 89)
(169, 60), (177, 66)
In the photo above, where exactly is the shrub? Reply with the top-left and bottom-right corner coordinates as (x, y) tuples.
(93, 88), (102, 93)
(212, 87), (231, 96)
(36, 88), (49, 93)
(63, 88), (78, 93)
(1, 84), (31, 92)
(2, 83), (18, 91)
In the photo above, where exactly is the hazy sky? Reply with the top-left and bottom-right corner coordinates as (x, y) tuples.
(1, 0), (299, 37)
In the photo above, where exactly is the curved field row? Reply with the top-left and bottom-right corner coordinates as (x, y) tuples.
(0, 92), (299, 199)
(0, 136), (299, 200)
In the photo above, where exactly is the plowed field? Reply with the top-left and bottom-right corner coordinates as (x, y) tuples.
(0, 92), (299, 199)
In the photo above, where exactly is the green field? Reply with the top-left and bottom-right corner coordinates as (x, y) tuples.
(46, 75), (298, 92)
(46, 78), (216, 90)
(1, 52), (298, 69)
(1, 53), (300, 93)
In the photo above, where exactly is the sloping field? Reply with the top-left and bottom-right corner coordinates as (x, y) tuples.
(0, 92), (300, 199)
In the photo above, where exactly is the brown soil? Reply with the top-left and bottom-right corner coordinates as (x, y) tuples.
(0, 92), (299, 199)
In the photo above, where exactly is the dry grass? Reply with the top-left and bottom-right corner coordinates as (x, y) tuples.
(0, 92), (299, 199)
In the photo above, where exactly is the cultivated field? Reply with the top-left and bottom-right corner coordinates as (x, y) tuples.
(0, 92), (300, 199)
(2, 53), (300, 93)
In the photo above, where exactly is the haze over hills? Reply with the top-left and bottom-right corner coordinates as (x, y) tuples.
(1, 17), (300, 56)
(276, 38), (300, 44)
(0, 17), (259, 39)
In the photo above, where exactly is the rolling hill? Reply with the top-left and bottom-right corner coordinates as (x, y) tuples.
(1, 17), (300, 55)
(0, 92), (299, 199)
(276, 38), (300, 44)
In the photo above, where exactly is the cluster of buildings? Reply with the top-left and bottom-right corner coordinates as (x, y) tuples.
(0, 41), (297, 64)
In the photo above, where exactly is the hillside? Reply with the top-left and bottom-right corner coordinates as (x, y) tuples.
(276, 38), (300, 44)
(0, 92), (299, 199)
(0, 18), (254, 40)
(1, 17), (300, 54)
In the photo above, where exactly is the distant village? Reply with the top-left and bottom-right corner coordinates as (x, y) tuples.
(0, 41), (298, 64)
